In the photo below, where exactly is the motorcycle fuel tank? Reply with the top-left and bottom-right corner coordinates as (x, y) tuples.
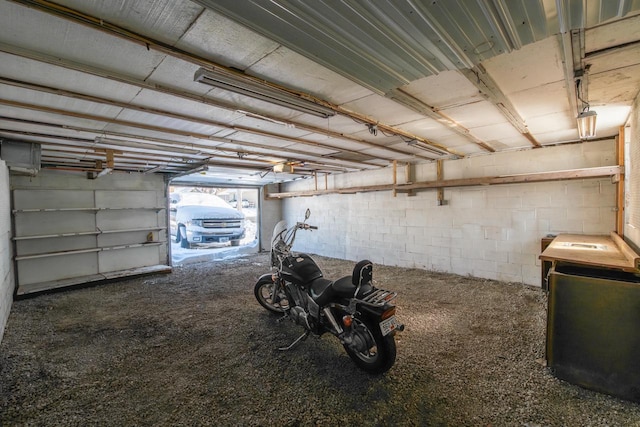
(282, 253), (323, 285)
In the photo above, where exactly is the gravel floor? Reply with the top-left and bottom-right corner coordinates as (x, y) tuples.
(1, 253), (640, 426)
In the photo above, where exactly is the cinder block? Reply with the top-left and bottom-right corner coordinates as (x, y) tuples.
(497, 262), (522, 276)
(508, 252), (536, 266)
(472, 259), (497, 273)
(484, 250), (509, 263)
(521, 265), (541, 286)
(483, 226), (508, 241)
(431, 256), (451, 272)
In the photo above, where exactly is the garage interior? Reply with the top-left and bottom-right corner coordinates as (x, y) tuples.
(1, 0), (640, 424)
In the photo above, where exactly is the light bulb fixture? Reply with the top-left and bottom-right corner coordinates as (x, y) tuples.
(194, 68), (336, 119)
(577, 110), (597, 139)
(273, 163), (294, 173)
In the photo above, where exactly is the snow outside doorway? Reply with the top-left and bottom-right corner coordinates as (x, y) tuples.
(169, 186), (260, 265)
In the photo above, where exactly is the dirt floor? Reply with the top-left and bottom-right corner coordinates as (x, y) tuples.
(1, 253), (640, 426)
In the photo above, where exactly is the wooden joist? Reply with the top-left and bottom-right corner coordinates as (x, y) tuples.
(266, 165), (623, 199)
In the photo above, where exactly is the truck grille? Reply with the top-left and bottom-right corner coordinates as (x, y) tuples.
(202, 219), (243, 229)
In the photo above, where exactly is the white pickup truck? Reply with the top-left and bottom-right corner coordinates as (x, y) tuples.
(170, 193), (245, 248)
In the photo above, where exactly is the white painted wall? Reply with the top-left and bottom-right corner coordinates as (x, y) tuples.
(282, 141), (617, 287)
(11, 170), (169, 294)
(260, 184), (283, 251)
(0, 160), (13, 343)
(626, 93), (640, 250)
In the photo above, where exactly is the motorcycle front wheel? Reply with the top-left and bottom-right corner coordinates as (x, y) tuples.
(254, 278), (289, 314)
(343, 316), (396, 374)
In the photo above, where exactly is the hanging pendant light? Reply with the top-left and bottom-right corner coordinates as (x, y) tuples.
(576, 110), (597, 139)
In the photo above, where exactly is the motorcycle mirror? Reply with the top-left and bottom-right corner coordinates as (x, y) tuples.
(305, 208), (311, 220)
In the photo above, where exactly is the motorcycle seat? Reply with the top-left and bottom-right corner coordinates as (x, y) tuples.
(311, 276), (374, 307)
(310, 277), (339, 306)
(310, 260), (375, 306)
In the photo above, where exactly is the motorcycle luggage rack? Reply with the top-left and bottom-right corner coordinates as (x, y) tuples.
(361, 288), (397, 306)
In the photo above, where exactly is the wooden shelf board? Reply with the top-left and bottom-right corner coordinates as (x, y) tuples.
(16, 264), (172, 296)
(15, 242), (163, 261)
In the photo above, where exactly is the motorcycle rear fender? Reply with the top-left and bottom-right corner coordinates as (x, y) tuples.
(353, 300), (395, 321)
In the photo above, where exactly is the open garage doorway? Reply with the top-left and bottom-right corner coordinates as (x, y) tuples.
(169, 185), (259, 265)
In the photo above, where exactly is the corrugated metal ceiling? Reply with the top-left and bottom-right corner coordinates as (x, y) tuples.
(0, 0), (639, 185)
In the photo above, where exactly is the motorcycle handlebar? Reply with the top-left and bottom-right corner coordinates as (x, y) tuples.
(296, 222), (318, 230)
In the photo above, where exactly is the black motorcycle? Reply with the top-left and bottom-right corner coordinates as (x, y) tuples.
(254, 209), (403, 374)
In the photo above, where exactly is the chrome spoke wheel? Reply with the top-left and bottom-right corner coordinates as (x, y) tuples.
(255, 280), (289, 313)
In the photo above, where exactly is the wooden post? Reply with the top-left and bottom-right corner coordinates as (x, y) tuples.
(106, 149), (115, 168)
(392, 160), (397, 197)
(437, 159), (444, 206)
(405, 162), (415, 197)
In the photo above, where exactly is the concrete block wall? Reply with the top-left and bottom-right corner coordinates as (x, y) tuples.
(0, 160), (12, 343)
(282, 140), (617, 287)
(260, 184), (283, 251)
(626, 93), (640, 250)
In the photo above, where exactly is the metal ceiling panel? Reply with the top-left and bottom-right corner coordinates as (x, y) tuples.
(0, 106), (108, 133)
(395, 117), (462, 140)
(195, 0), (557, 95)
(0, 84), (124, 119)
(468, 122), (532, 150)
(2, 0), (640, 183)
(113, 110), (224, 135)
(341, 94), (426, 127)
(246, 43), (374, 105)
(0, 2), (166, 81)
(402, 71), (482, 109)
(56, 0), (204, 46)
(129, 90), (241, 124)
(586, 13), (640, 52)
(589, 63), (640, 105)
(175, 8), (281, 72)
(0, 53), (142, 105)
(481, 37), (565, 96)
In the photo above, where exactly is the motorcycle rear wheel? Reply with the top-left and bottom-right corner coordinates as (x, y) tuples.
(254, 278), (289, 313)
(343, 316), (396, 374)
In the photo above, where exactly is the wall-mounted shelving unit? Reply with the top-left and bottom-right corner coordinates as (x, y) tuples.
(11, 178), (171, 296)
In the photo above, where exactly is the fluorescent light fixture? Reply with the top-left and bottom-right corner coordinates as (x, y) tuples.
(577, 110), (597, 139)
(194, 68), (336, 119)
(172, 164), (209, 179)
(406, 139), (447, 156)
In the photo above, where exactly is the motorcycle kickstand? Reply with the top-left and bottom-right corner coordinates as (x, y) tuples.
(278, 330), (310, 351)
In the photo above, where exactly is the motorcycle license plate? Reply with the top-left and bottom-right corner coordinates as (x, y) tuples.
(380, 315), (400, 336)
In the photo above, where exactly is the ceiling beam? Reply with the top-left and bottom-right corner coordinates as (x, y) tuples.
(0, 122), (359, 176)
(6, 0), (452, 160)
(0, 42), (435, 163)
(459, 67), (541, 148)
(0, 100), (383, 172)
(386, 88), (495, 152)
(266, 166), (622, 199)
(0, 124), (356, 173)
(0, 77), (393, 167)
